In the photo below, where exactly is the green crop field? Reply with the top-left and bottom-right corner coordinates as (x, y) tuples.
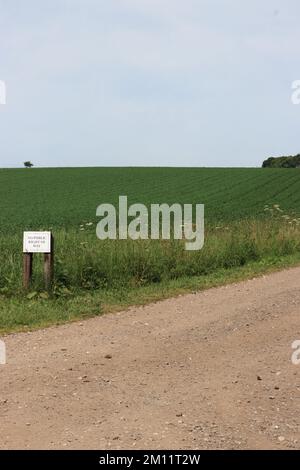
(1, 166), (300, 333)
(1, 167), (300, 232)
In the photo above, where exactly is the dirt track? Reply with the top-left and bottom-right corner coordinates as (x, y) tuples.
(1, 267), (300, 449)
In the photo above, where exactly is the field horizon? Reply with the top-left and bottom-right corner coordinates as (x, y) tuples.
(1, 166), (300, 233)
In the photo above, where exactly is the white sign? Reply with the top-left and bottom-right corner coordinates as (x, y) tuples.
(23, 231), (51, 253)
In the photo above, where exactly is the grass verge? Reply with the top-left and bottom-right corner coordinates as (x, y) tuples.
(1, 251), (300, 335)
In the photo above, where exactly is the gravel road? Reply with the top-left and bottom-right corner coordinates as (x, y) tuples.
(1, 267), (300, 449)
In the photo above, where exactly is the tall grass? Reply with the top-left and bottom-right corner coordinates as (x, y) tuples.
(1, 216), (300, 298)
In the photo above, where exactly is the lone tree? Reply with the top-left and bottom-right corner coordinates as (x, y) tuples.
(23, 161), (34, 168)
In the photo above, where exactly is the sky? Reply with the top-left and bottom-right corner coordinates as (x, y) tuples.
(0, 0), (300, 168)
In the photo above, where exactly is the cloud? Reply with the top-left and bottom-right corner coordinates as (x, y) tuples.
(1, 0), (300, 167)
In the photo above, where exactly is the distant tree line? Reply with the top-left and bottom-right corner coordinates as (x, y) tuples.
(262, 154), (300, 168)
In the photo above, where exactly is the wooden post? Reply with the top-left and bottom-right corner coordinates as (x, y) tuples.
(23, 231), (54, 292)
(23, 253), (33, 290)
(44, 234), (54, 291)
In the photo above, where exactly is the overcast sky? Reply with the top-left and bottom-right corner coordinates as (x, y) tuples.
(0, 0), (300, 168)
